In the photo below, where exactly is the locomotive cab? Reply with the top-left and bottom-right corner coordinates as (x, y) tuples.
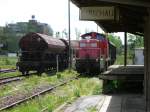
(76, 39), (104, 73)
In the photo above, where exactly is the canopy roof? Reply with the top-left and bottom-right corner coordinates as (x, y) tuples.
(71, 0), (150, 35)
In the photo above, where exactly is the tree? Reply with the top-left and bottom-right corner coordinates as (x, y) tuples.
(127, 33), (144, 57)
(107, 34), (122, 54)
(1, 20), (54, 53)
(3, 29), (19, 52)
(128, 33), (143, 48)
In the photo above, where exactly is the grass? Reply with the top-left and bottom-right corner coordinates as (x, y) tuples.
(0, 71), (21, 79)
(0, 56), (17, 69)
(88, 106), (97, 112)
(0, 70), (78, 101)
(1, 75), (102, 112)
(0, 56), (20, 79)
(115, 54), (133, 65)
(0, 56), (102, 112)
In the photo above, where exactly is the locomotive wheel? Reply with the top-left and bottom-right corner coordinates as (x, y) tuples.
(37, 72), (42, 76)
(37, 67), (44, 75)
(37, 70), (43, 75)
(76, 67), (83, 73)
(91, 68), (100, 75)
(21, 71), (25, 75)
(37, 69), (43, 75)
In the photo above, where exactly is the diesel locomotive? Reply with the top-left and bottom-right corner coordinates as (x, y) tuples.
(75, 32), (116, 73)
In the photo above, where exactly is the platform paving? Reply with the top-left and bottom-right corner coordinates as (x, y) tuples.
(55, 94), (145, 112)
(99, 94), (145, 112)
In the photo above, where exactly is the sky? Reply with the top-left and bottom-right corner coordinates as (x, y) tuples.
(0, 0), (124, 42)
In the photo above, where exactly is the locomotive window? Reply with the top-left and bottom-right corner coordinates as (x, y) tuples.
(80, 43), (86, 47)
(90, 43), (97, 47)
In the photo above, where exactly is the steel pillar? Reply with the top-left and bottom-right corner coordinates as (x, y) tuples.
(124, 32), (127, 66)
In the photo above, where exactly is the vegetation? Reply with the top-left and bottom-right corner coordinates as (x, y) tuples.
(0, 70), (102, 112)
(0, 72), (21, 79)
(0, 70), (78, 98)
(127, 33), (144, 58)
(88, 106), (97, 112)
(0, 19), (53, 53)
(1, 75), (102, 112)
(0, 56), (17, 69)
(108, 33), (122, 54)
(112, 33), (143, 65)
(115, 54), (133, 65)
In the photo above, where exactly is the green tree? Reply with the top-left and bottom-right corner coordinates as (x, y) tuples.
(128, 33), (143, 48)
(3, 32), (19, 52)
(107, 34), (122, 54)
(0, 18), (54, 53)
(127, 33), (144, 57)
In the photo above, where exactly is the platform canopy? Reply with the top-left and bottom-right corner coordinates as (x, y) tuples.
(71, 0), (150, 35)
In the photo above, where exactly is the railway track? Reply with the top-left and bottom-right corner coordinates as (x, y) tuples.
(0, 75), (24, 85)
(0, 69), (17, 73)
(0, 69), (22, 85)
(0, 72), (39, 85)
(1, 73), (49, 87)
(0, 74), (79, 111)
(0, 69), (57, 86)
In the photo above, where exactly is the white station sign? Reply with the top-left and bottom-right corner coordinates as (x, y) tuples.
(80, 6), (115, 20)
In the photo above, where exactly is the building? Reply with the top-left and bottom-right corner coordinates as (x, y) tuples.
(1, 16), (53, 52)
(5, 16), (53, 36)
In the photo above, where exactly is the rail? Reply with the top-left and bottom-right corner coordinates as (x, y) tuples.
(0, 73), (79, 111)
(0, 69), (16, 73)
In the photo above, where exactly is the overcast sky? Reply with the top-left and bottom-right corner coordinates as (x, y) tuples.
(0, 0), (124, 41)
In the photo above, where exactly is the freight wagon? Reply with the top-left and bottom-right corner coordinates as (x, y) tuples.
(17, 33), (70, 75)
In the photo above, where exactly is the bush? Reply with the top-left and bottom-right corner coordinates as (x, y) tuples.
(92, 85), (102, 95)
(73, 87), (80, 97)
(5, 58), (11, 65)
(56, 72), (61, 79)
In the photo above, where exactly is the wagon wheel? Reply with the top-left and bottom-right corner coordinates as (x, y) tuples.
(21, 70), (29, 75)
(37, 67), (44, 76)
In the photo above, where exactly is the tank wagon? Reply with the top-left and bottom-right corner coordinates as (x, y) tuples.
(75, 32), (116, 73)
(17, 32), (70, 75)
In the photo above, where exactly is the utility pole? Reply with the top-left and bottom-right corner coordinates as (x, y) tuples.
(68, 0), (71, 70)
(124, 32), (127, 66)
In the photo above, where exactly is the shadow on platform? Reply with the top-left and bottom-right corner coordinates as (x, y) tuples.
(99, 94), (146, 112)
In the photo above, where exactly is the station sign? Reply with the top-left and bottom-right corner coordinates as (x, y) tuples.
(80, 6), (118, 21)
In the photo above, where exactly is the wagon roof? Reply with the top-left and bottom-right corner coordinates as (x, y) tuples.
(36, 33), (65, 46)
(21, 32), (65, 47)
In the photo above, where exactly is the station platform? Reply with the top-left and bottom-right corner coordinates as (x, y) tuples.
(54, 94), (145, 112)
(99, 65), (144, 81)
